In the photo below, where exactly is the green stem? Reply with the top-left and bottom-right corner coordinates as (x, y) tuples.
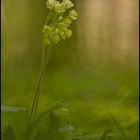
(30, 45), (52, 120)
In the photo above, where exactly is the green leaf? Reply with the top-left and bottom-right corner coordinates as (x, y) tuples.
(100, 128), (114, 140)
(1, 105), (26, 112)
(23, 100), (69, 140)
(2, 125), (17, 140)
(1, 105), (31, 139)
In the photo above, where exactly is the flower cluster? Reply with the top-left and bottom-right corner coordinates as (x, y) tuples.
(43, 0), (78, 46)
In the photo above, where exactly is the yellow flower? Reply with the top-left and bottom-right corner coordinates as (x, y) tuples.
(62, 0), (74, 9)
(69, 10), (78, 20)
(62, 17), (72, 26)
(47, 0), (56, 10)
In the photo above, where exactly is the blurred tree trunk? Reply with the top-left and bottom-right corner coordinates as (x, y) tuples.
(2, 0), (46, 66)
(76, 0), (139, 63)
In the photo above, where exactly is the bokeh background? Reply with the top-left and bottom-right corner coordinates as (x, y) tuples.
(1, 0), (139, 139)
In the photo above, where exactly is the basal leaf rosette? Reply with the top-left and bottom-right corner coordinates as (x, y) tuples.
(43, 0), (78, 46)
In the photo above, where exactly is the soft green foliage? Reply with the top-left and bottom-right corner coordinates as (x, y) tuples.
(2, 101), (90, 140)
(43, 0), (78, 46)
(1, 62), (138, 140)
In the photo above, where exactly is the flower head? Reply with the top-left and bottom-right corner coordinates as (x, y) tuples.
(43, 0), (78, 46)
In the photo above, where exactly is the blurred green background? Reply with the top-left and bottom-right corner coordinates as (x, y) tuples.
(1, 0), (139, 139)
